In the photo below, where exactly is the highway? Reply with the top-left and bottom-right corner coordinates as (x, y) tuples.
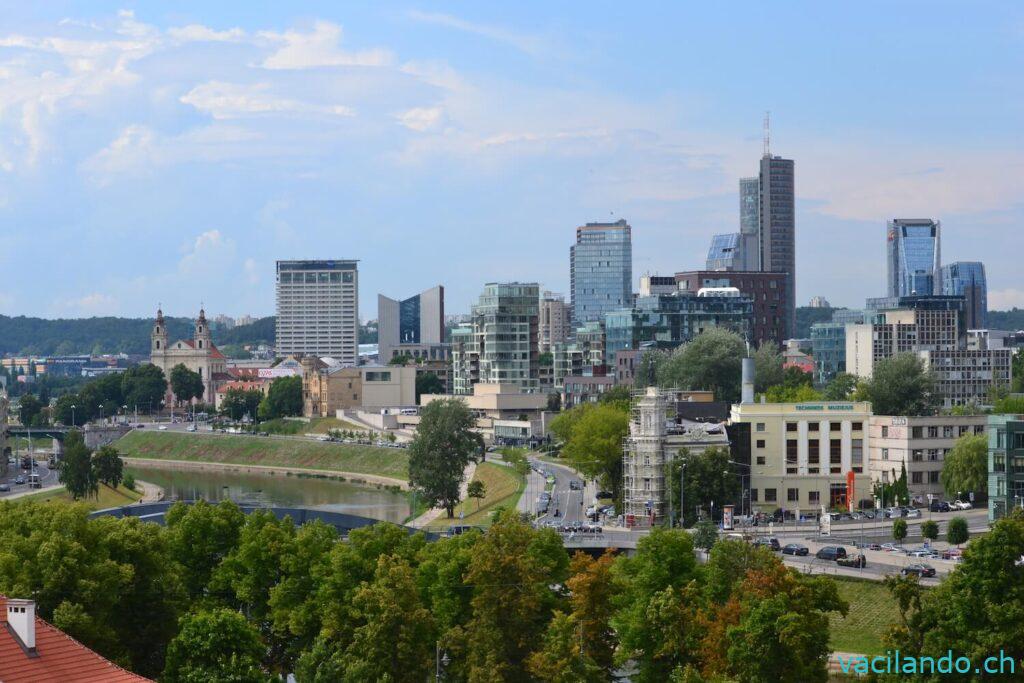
(0, 457), (59, 499)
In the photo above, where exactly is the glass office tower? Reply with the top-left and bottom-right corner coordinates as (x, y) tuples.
(941, 261), (987, 329)
(887, 219), (941, 298)
(570, 219), (632, 324)
(758, 156), (796, 337)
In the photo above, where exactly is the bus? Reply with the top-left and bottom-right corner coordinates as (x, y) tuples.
(27, 473), (41, 489)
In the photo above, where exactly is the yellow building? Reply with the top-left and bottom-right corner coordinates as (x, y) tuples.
(730, 401), (873, 513)
(302, 359), (361, 418)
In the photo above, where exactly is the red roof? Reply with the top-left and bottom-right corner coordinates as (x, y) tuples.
(173, 339), (225, 359)
(0, 596), (152, 682)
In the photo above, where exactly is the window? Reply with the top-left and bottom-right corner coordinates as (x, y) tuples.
(808, 491), (820, 504)
(756, 456), (766, 465)
(764, 488), (777, 503)
(912, 426), (924, 439)
(911, 471), (923, 485)
(786, 422), (798, 433)
(851, 439), (863, 473)
(809, 440), (820, 465)
(911, 449), (924, 462)
(756, 439), (765, 448)
(830, 439), (842, 474)
(881, 426), (889, 438)
(787, 488), (799, 502)
(786, 439), (798, 465)
(928, 471), (940, 484)
(750, 489), (759, 502)
(852, 422), (863, 431)
(808, 422), (819, 432)
(755, 423), (766, 432)
(943, 426), (954, 438)
(881, 447), (889, 461)
(928, 426), (939, 438)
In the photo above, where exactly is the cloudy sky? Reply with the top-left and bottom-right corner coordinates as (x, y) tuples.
(1, 1), (1022, 320)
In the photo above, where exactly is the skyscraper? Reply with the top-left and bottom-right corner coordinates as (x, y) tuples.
(570, 219), (632, 324)
(941, 261), (987, 329)
(887, 219), (941, 298)
(377, 285), (445, 362)
(275, 260), (359, 364)
(738, 175), (761, 270)
(758, 154), (796, 337)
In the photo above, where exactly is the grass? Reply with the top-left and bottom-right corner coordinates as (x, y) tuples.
(115, 430), (409, 480)
(259, 416), (365, 436)
(17, 483), (143, 510)
(429, 462), (524, 529)
(828, 577), (915, 655)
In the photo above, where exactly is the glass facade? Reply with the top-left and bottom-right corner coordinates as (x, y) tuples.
(810, 322), (846, 385)
(570, 220), (632, 324)
(705, 232), (742, 271)
(941, 261), (987, 329)
(887, 219), (941, 298)
(398, 295), (421, 344)
(988, 415), (1024, 522)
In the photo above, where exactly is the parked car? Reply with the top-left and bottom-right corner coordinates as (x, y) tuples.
(909, 549), (938, 558)
(753, 537), (781, 551)
(158, 425), (168, 431)
(0, 484), (9, 492)
(838, 553), (867, 568)
(186, 424), (197, 432)
(445, 525), (477, 538)
(885, 507), (903, 518)
(905, 508), (922, 519)
(781, 543), (809, 556)
(930, 500), (951, 513)
(815, 546), (848, 561)
(952, 499), (973, 510)
(880, 542), (900, 552)
(902, 563), (937, 578)
(860, 510), (876, 519)
(863, 543), (883, 551)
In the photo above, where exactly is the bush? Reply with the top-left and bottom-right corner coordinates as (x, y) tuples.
(947, 516), (969, 546)
(123, 472), (136, 493)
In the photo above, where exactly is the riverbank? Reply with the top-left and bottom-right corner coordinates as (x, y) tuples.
(12, 483), (144, 510)
(116, 430), (410, 482)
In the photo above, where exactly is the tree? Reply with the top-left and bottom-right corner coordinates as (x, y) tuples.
(920, 519), (939, 543)
(556, 403), (629, 498)
(546, 392), (562, 412)
(92, 445), (124, 489)
(220, 388), (262, 421)
(599, 384), (632, 406)
(16, 393), (43, 426)
(257, 375), (303, 420)
(752, 344), (785, 394)
(635, 349), (668, 389)
(121, 364), (168, 413)
(947, 516), (969, 546)
(658, 329), (746, 402)
(408, 398), (481, 518)
(467, 479), (486, 512)
(692, 520), (719, 553)
(165, 500), (246, 599)
(822, 372), (857, 400)
(764, 382), (822, 403)
(892, 518), (908, 546)
(666, 447), (740, 528)
(162, 609), (268, 683)
(941, 433), (988, 499)
(414, 371), (444, 402)
(58, 430), (98, 500)
(169, 363), (204, 404)
(859, 353), (939, 416)
(53, 393), (84, 426)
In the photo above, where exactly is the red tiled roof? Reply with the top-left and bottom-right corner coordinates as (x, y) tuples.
(208, 344), (226, 360)
(172, 339), (224, 359)
(0, 596), (151, 682)
(229, 367), (261, 379)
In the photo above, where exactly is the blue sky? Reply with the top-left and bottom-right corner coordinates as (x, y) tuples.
(0, 2), (1021, 321)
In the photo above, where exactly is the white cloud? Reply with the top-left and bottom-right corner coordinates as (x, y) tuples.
(181, 81), (354, 119)
(178, 230), (236, 276)
(58, 292), (119, 316)
(989, 289), (1024, 311)
(257, 21), (392, 70)
(407, 10), (544, 56)
(243, 258), (260, 284)
(168, 24), (245, 43)
(396, 106), (445, 132)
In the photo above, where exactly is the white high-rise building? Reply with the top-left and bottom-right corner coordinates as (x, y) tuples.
(275, 260), (359, 364)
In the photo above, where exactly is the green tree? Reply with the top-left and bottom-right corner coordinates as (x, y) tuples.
(692, 520), (719, 553)
(257, 375), (303, 420)
(16, 393), (43, 426)
(92, 445), (124, 489)
(546, 391), (562, 412)
(58, 429), (98, 500)
(666, 447), (740, 528)
(752, 344), (785, 394)
(822, 372), (858, 400)
(635, 349), (669, 389)
(947, 516), (969, 546)
(220, 388), (262, 421)
(169, 363), (205, 404)
(859, 353), (939, 416)
(121, 363), (168, 413)
(53, 393), (84, 426)
(893, 518), (908, 546)
(408, 398), (481, 517)
(658, 328), (746, 402)
(467, 479), (486, 512)
(941, 433), (988, 500)
(599, 384), (632, 406)
(162, 609), (269, 683)
(552, 403), (629, 499)
(527, 611), (607, 682)
(165, 499), (246, 599)
(414, 371), (444, 402)
(764, 382), (822, 403)
(920, 519), (939, 543)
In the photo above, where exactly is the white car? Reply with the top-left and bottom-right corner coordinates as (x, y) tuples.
(905, 508), (922, 518)
(158, 425), (168, 431)
(952, 500), (973, 510)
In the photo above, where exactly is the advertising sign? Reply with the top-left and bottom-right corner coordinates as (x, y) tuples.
(820, 505), (831, 536)
(257, 367), (299, 379)
(722, 505), (734, 531)
(846, 470), (856, 512)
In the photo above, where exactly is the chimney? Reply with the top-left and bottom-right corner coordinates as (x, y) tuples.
(6, 598), (36, 653)
(741, 357), (755, 404)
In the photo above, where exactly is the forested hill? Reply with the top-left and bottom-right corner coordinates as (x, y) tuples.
(0, 315), (274, 356)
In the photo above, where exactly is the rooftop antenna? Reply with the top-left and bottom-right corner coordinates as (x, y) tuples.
(763, 111), (771, 157)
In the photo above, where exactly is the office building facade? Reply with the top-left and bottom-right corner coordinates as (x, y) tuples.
(538, 291), (572, 353)
(988, 414), (1024, 521)
(570, 219), (632, 324)
(887, 219), (941, 298)
(275, 260), (359, 364)
(941, 261), (988, 329)
(377, 285), (445, 363)
(758, 155), (796, 337)
(675, 270), (787, 347)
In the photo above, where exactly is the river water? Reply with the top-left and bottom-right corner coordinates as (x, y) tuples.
(125, 463), (411, 525)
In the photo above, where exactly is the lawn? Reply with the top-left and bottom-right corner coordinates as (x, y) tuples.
(259, 416), (364, 436)
(115, 430), (409, 480)
(829, 577), (910, 655)
(17, 483), (143, 510)
(430, 462), (524, 529)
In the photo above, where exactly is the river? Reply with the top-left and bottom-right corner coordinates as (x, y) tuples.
(125, 463), (411, 525)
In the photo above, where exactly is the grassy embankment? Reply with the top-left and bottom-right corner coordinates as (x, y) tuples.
(258, 416), (366, 436)
(16, 483), (143, 510)
(427, 462), (524, 530)
(829, 576), (912, 655)
(115, 430), (409, 481)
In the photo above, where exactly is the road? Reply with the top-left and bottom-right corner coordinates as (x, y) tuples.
(526, 457), (595, 526)
(0, 458), (58, 499)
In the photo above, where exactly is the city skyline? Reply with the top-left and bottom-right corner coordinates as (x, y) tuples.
(0, 3), (1022, 319)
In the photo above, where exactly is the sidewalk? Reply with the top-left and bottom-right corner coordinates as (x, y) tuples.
(407, 460), (477, 529)
(135, 479), (164, 503)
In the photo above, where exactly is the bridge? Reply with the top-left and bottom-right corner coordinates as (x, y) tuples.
(4, 424), (129, 454)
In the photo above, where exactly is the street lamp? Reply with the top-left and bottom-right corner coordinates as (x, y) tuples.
(70, 404), (76, 427)
(435, 642), (450, 681)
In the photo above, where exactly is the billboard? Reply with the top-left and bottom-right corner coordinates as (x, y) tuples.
(722, 505), (734, 531)
(846, 470), (856, 512)
(257, 368), (299, 379)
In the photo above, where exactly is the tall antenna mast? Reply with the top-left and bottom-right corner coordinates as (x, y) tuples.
(763, 111), (771, 157)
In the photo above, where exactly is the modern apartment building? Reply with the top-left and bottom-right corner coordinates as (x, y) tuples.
(941, 261), (988, 329)
(988, 414), (1024, 521)
(275, 260), (358, 364)
(604, 289), (753, 366)
(868, 415), (987, 503)
(377, 285), (445, 363)
(887, 219), (941, 298)
(705, 233), (744, 271)
(675, 270), (786, 347)
(570, 219), (632, 324)
(538, 291), (572, 353)
(729, 401), (873, 513)
(918, 347), (1013, 409)
(758, 155), (796, 337)
(810, 322), (846, 385)
(452, 283), (540, 395)
(551, 321), (606, 388)
(638, 275), (678, 297)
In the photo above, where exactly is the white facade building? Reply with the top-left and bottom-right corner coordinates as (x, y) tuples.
(275, 260), (359, 364)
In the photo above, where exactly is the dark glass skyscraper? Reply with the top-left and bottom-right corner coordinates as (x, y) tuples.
(570, 219), (632, 324)
(887, 219), (941, 298)
(758, 155), (795, 337)
(941, 261), (987, 328)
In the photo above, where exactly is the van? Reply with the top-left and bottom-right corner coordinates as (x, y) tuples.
(815, 546), (848, 561)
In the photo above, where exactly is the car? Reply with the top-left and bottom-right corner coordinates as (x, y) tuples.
(905, 508), (922, 519)
(860, 510), (876, 519)
(752, 537), (781, 551)
(569, 480), (582, 491)
(902, 563), (937, 578)
(445, 525), (477, 538)
(880, 542), (900, 552)
(952, 499), (973, 510)
(0, 484), (9, 492)
(885, 507), (903, 518)
(863, 543), (883, 551)
(158, 425), (168, 431)
(781, 543), (809, 556)
(909, 549), (938, 559)
(837, 554), (867, 568)
(595, 490), (614, 500)
(13, 476), (25, 485)
(815, 546), (848, 561)
(930, 500), (951, 513)
(186, 424), (197, 432)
